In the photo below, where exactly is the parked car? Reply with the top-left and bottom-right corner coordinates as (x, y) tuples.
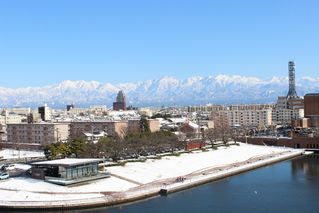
(0, 173), (9, 180)
(3, 164), (15, 171)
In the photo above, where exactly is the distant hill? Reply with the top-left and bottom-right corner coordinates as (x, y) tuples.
(0, 75), (318, 108)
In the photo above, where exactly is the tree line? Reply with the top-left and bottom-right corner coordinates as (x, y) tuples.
(44, 131), (183, 161)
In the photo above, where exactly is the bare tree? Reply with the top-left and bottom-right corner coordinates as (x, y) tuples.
(230, 127), (240, 144)
(211, 111), (231, 145)
(204, 128), (218, 148)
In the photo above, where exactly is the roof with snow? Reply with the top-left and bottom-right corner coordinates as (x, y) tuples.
(188, 122), (199, 129)
(32, 158), (103, 167)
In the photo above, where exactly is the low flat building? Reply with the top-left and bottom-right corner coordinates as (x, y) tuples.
(31, 158), (108, 185)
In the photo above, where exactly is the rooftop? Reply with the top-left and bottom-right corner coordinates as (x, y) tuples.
(32, 158), (102, 167)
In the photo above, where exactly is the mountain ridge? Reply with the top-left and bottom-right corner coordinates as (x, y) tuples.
(0, 75), (318, 108)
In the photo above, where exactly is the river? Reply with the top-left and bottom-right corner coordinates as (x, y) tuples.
(11, 154), (319, 213)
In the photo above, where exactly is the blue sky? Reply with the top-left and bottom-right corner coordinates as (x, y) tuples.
(0, 0), (318, 88)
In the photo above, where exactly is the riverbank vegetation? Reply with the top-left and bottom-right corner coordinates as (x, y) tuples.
(44, 131), (183, 161)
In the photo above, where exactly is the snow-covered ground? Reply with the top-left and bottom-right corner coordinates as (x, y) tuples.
(0, 143), (298, 204)
(107, 143), (289, 184)
(0, 189), (105, 202)
(0, 149), (44, 160)
(0, 176), (137, 193)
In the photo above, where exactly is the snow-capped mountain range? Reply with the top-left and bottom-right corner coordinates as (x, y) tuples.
(1, 75), (319, 108)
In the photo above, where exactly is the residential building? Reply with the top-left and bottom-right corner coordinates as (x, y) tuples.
(215, 107), (273, 128)
(187, 104), (224, 113)
(69, 121), (128, 139)
(6, 123), (70, 145)
(272, 108), (304, 126)
(139, 108), (154, 117)
(67, 108), (88, 115)
(6, 107), (31, 115)
(0, 112), (24, 124)
(0, 124), (5, 142)
(90, 105), (108, 115)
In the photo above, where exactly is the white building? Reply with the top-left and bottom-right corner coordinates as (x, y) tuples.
(0, 112), (24, 125)
(90, 105), (108, 114)
(139, 108), (154, 117)
(272, 96), (304, 125)
(216, 107), (273, 128)
(67, 108), (88, 115)
(272, 108), (304, 126)
(6, 107), (31, 115)
(38, 105), (52, 122)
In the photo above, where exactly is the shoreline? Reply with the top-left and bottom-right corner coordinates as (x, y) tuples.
(0, 147), (305, 210)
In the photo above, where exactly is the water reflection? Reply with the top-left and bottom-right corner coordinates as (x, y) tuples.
(291, 154), (319, 178)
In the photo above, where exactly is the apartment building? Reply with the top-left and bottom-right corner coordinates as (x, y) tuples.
(215, 107), (273, 128)
(272, 108), (304, 126)
(69, 121), (129, 140)
(7, 123), (70, 145)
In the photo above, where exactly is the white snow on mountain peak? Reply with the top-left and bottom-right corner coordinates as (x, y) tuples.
(0, 75), (318, 107)
(301, 76), (319, 83)
(215, 74), (264, 86)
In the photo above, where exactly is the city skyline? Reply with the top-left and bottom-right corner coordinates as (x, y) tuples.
(1, 0), (319, 88)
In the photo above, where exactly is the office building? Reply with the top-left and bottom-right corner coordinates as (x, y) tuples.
(113, 90), (126, 111)
(304, 93), (319, 127)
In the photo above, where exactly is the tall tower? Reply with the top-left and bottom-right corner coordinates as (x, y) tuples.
(113, 90), (126, 111)
(116, 90), (126, 103)
(286, 61), (299, 100)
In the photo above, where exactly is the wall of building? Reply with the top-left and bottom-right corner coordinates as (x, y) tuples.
(70, 121), (131, 139)
(304, 94), (319, 128)
(148, 119), (160, 133)
(6, 123), (69, 145)
(272, 108), (304, 126)
(243, 136), (319, 149)
(214, 108), (272, 128)
(0, 114), (24, 124)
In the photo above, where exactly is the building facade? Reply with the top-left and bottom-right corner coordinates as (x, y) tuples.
(272, 108), (304, 126)
(113, 90), (126, 111)
(304, 93), (319, 128)
(69, 121), (129, 140)
(38, 105), (52, 122)
(7, 123), (69, 145)
(215, 107), (273, 128)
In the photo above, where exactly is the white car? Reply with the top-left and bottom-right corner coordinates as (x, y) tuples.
(4, 164), (15, 171)
(0, 173), (9, 180)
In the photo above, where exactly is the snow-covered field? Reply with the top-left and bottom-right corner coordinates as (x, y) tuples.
(0, 176), (137, 193)
(107, 143), (289, 184)
(0, 149), (44, 160)
(0, 143), (297, 204)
